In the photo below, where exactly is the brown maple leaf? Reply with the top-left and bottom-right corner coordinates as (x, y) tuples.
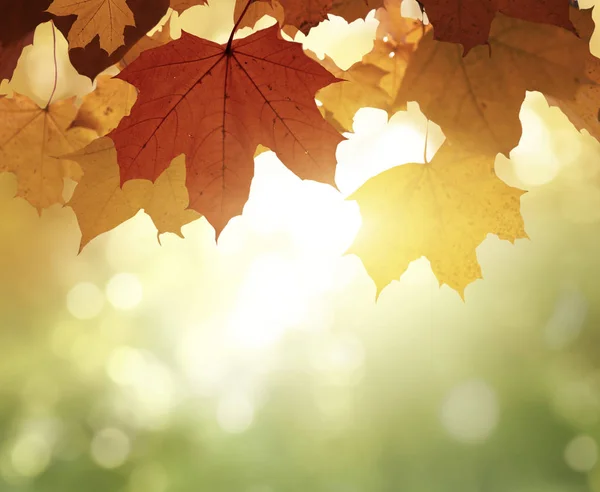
(0, 0), (52, 81)
(234, 0), (383, 34)
(419, 0), (574, 53)
(395, 13), (588, 157)
(330, 0), (383, 23)
(545, 7), (600, 142)
(0, 94), (97, 211)
(348, 140), (527, 299)
(109, 25), (344, 237)
(0, 32), (33, 82)
(66, 137), (200, 250)
(170, 0), (208, 13)
(259, 0), (332, 34)
(56, 0), (170, 79)
(0, 0), (171, 81)
(47, 0), (136, 55)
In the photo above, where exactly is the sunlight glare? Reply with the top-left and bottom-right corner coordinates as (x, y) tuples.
(336, 104), (443, 195)
(243, 152), (362, 255)
(510, 94), (560, 186)
(225, 253), (309, 350)
(298, 12), (378, 70)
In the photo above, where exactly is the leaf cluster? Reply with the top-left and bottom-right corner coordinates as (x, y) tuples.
(0, 0), (598, 298)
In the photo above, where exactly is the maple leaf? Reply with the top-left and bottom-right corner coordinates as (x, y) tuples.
(347, 140), (527, 299)
(419, 0), (574, 53)
(0, 94), (97, 211)
(69, 75), (138, 136)
(0, 0), (170, 80)
(395, 13), (588, 157)
(169, 0), (207, 13)
(329, 0), (383, 23)
(545, 7), (600, 142)
(109, 24), (344, 237)
(375, 0), (421, 42)
(233, 0), (287, 32)
(314, 53), (389, 132)
(66, 137), (200, 250)
(0, 0), (52, 81)
(314, 16), (425, 132)
(118, 16), (173, 69)
(250, 0), (332, 34)
(232, 0), (299, 39)
(234, 0), (384, 34)
(0, 33), (33, 82)
(47, 0), (136, 55)
(58, 0), (170, 79)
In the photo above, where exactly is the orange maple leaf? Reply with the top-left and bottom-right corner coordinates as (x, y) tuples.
(0, 94), (97, 211)
(46, 0), (136, 55)
(109, 24), (344, 237)
(50, 0), (171, 79)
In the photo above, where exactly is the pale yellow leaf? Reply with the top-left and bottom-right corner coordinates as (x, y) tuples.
(348, 141), (527, 299)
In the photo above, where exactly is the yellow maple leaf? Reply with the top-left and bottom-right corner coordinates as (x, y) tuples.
(313, 41), (423, 132)
(47, 0), (136, 55)
(0, 94), (97, 211)
(66, 137), (201, 250)
(347, 141), (528, 299)
(314, 12), (425, 132)
(395, 13), (588, 156)
(315, 53), (389, 132)
(69, 75), (138, 136)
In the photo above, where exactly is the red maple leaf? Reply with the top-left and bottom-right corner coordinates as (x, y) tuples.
(109, 21), (344, 237)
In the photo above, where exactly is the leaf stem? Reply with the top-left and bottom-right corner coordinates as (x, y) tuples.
(45, 20), (59, 110)
(423, 118), (429, 164)
(226, 0), (255, 53)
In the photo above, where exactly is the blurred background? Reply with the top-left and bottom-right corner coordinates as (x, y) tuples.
(2, 1), (600, 491)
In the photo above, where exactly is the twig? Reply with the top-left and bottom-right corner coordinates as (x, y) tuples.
(226, 0), (255, 53)
(423, 118), (429, 164)
(45, 21), (59, 109)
